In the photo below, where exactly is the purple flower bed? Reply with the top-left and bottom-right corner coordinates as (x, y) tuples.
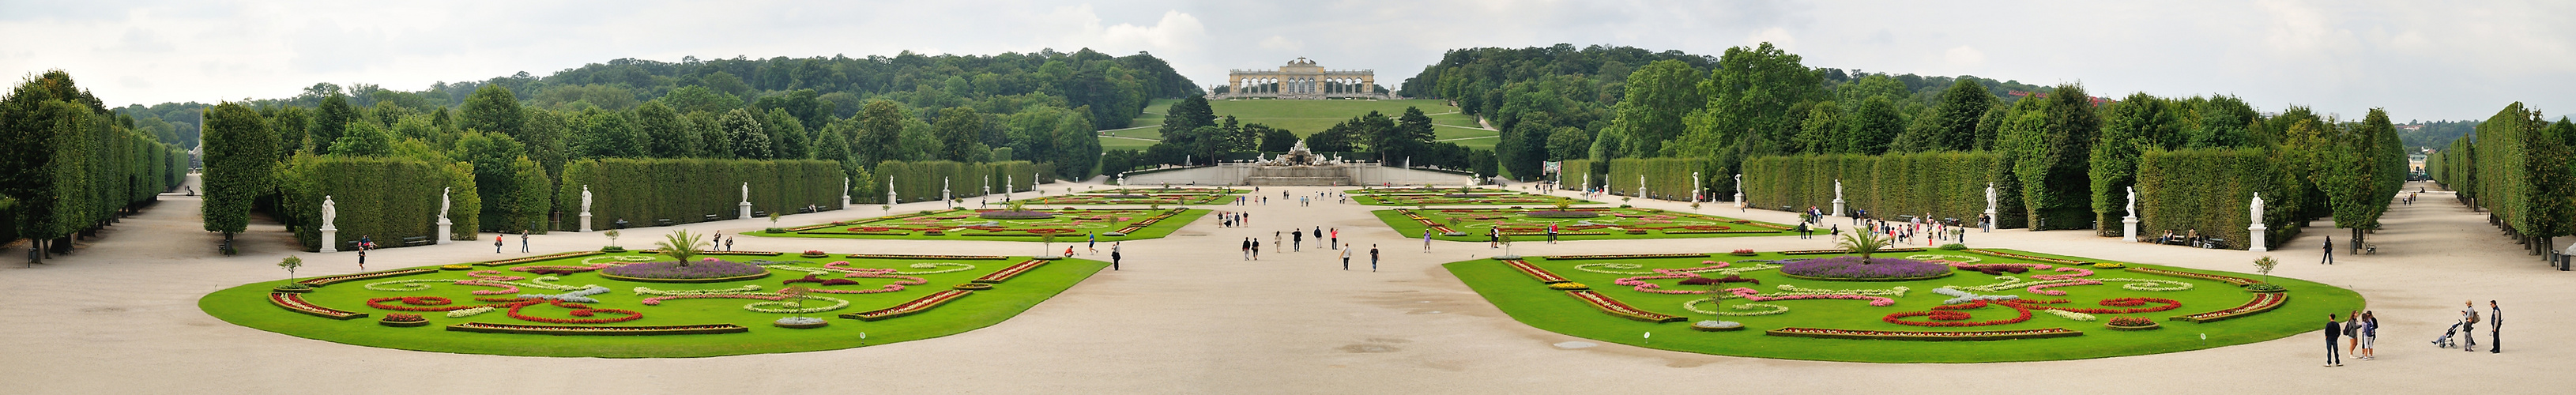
(601, 260), (766, 279)
(1779, 256), (1949, 280)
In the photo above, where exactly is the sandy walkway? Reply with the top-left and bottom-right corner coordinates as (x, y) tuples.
(2, 178), (2565, 393)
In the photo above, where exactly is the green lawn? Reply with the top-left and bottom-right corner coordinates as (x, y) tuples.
(1448, 248), (2363, 363)
(1373, 207), (1796, 241)
(1124, 98), (1181, 128)
(748, 208), (1208, 242)
(202, 252), (1109, 358)
(1102, 98), (1498, 150)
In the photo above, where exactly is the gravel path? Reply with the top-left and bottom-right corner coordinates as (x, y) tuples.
(2, 177), (2563, 393)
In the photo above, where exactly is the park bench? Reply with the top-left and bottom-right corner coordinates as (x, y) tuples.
(400, 235), (431, 246)
(751, 210), (768, 218)
(794, 206), (816, 214)
(701, 214), (721, 222)
(653, 218), (674, 227)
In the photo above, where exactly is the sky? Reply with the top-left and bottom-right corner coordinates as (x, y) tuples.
(4, 0), (2570, 122)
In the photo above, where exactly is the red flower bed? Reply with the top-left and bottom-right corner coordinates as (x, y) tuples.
(295, 269), (439, 286)
(270, 292), (367, 319)
(1501, 260), (1570, 283)
(2127, 267), (2264, 286)
(1882, 300), (2035, 327)
(1766, 327), (2083, 341)
(845, 254), (1007, 260)
(783, 273), (861, 286)
(503, 298), (644, 324)
(367, 296), (486, 312)
(1565, 290), (1686, 322)
(844, 289), (974, 321)
(382, 314), (427, 322)
(2036, 298), (2182, 314)
(2172, 292), (2288, 322)
(446, 322), (748, 336)
(971, 260), (1049, 284)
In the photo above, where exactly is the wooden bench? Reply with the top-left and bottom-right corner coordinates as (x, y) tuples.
(794, 206), (816, 214)
(654, 218), (674, 227)
(701, 214), (721, 222)
(400, 236), (431, 246)
(751, 210), (768, 218)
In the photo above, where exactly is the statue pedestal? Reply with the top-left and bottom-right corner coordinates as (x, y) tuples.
(577, 213), (591, 232)
(2248, 224), (2269, 252)
(1831, 199), (1846, 217)
(1734, 193), (1745, 209)
(2121, 216), (2139, 243)
(738, 201), (753, 220)
(1983, 209), (1997, 232)
(319, 226), (339, 253)
(437, 219), (454, 241)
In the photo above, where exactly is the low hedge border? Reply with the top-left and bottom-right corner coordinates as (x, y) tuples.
(445, 322), (751, 336)
(1764, 327), (2084, 341)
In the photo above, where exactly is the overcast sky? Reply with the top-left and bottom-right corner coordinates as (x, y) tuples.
(5, 0), (2570, 121)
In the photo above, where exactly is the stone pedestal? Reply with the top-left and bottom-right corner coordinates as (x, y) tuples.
(2121, 216), (2139, 243)
(1983, 209), (1997, 232)
(438, 219), (454, 242)
(739, 201), (753, 220)
(1831, 199), (1846, 217)
(2248, 224), (2269, 252)
(1733, 192), (1746, 209)
(577, 213), (591, 232)
(320, 226), (339, 253)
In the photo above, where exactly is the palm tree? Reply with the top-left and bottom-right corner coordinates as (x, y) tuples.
(656, 229), (708, 267)
(1834, 229), (1893, 261)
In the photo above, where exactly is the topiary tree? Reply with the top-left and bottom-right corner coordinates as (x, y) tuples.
(278, 256), (304, 280)
(1834, 229), (1892, 261)
(656, 229), (706, 267)
(2252, 256), (2278, 276)
(604, 229), (620, 247)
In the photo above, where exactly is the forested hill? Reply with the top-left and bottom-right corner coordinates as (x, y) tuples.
(113, 48), (1199, 149)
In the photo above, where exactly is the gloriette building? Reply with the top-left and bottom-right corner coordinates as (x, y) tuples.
(1213, 58), (1392, 100)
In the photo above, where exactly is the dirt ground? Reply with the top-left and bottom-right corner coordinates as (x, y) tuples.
(2, 177), (2564, 393)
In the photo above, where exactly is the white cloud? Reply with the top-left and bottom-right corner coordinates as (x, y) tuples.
(1944, 46), (1984, 67)
(1258, 36), (1303, 52)
(1746, 27), (1796, 50)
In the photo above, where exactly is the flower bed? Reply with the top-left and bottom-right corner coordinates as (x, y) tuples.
(1779, 257), (1953, 280)
(1547, 282), (1590, 291)
(2127, 267), (2264, 286)
(843, 290), (974, 321)
(599, 260), (769, 281)
(1777, 247), (1929, 255)
(2171, 292), (2288, 322)
(1692, 320), (1746, 332)
(844, 254), (1010, 260)
(1564, 290), (1686, 322)
(1542, 253), (1710, 260)
(295, 269), (438, 287)
(270, 292), (367, 319)
(2107, 317), (2160, 330)
(1960, 249), (2091, 266)
(473, 251), (606, 267)
(969, 260), (1049, 284)
(773, 317), (830, 329)
(380, 314), (429, 327)
(1764, 327), (2083, 341)
(953, 283), (994, 291)
(977, 210), (1057, 219)
(444, 322), (749, 336)
(1522, 210), (1601, 218)
(1502, 260), (1572, 283)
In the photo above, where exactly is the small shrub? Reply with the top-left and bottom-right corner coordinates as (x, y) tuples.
(763, 228), (788, 233)
(1938, 243), (1967, 250)
(2252, 256), (2279, 276)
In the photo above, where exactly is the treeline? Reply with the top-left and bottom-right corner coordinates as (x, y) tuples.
(1114, 95), (1493, 176)
(0, 71), (192, 261)
(1397, 43), (2054, 179)
(2433, 103), (2576, 256)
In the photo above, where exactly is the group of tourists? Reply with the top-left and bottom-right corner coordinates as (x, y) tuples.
(2324, 301), (2503, 367)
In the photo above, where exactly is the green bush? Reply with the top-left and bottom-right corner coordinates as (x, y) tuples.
(278, 155), (476, 251)
(2136, 148), (2295, 250)
(1743, 152), (1999, 224)
(557, 158), (845, 231)
(875, 160), (1056, 203)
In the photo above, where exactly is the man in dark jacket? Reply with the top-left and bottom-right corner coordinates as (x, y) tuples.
(2324, 314), (2343, 367)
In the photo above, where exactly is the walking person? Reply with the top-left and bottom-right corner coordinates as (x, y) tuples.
(1369, 245), (1380, 272)
(1487, 228), (1499, 249)
(519, 231), (530, 253)
(1252, 238), (1260, 261)
(2322, 236), (2335, 265)
(494, 235), (504, 254)
(1292, 230), (1303, 252)
(724, 235), (735, 252)
(2483, 300), (2503, 353)
(1241, 238), (1251, 261)
(1340, 244), (1352, 270)
(1546, 224), (1558, 243)
(1422, 231), (1433, 253)
(1330, 228), (1339, 249)
(356, 248), (367, 271)
(2324, 314), (2344, 367)
(1273, 231), (1282, 253)
(1312, 227), (1322, 246)
(1087, 232), (1098, 255)
(1109, 243), (1121, 271)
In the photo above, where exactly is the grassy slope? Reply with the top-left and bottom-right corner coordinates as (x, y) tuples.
(748, 209), (1211, 243)
(1102, 99), (1497, 150)
(1447, 249), (2363, 363)
(202, 254), (1110, 358)
(1369, 208), (1795, 241)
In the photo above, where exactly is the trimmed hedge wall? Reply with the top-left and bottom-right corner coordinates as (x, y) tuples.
(556, 158), (845, 231)
(279, 156), (478, 251)
(2135, 148), (2299, 250)
(876, 160), (1056, 204)
(1742, 152), (2000, 224)
(1603, 158), (1719, 201)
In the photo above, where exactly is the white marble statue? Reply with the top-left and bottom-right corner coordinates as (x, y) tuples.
(2125, 186), (2137, 217)
(320, 196), (337, 228)
(1986, 182), (1998, 209)
(439, 187), (452, 220)
(2250, 193), (2265, 221)
(740, 182), (750, 203)
(580, 186), (593, 213)
(1833, 179), (1844, 199)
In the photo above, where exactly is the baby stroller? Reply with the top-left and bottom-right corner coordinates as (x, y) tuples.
(2431, 322), (2463, 348)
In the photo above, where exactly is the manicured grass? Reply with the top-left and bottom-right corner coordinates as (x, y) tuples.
(1350, 193), (1595, 207)
(1123, 98), (1181, 128)
(1343, 186), (1515, 195)
(202, 253), (1109, 358)
(1446, 249), (2364, 363)
(1101, 136), (1158, 150)
(1203, 99), (1457, 135)
(748, 209), (1208, 243)
(1373, 207), (1796, 241)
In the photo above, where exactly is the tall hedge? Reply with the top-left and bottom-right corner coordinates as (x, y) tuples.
(1604, 158), (1718, 201)
(2135, 148), (2296, 250)
(1742, 152), (2000, 223)
(556, 158), (845, 230)
(2464, 103), (2575, 248)
(1561, 159), (1600, 190)
(278, 156), (477, 251)
(875, 160), (1056, 203)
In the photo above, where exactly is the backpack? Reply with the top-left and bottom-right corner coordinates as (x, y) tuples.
(2466, 310), (2479, 324)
